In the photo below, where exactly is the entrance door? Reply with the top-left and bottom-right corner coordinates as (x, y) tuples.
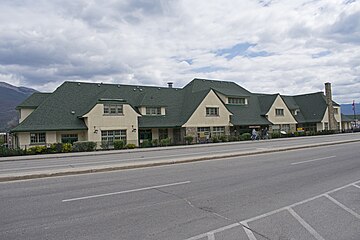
(139, 129), (152, 141)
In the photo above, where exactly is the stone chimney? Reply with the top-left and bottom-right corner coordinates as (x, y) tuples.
(167, 82), (173, 88)
(325, 82), (337, 131)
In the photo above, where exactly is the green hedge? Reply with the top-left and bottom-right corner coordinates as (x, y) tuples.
(72, 141), (97, 152)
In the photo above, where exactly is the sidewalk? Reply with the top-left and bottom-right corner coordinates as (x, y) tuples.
(1, 137), (359, 182)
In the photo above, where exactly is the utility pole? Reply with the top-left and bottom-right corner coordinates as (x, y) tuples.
(353, 100), (357, 129)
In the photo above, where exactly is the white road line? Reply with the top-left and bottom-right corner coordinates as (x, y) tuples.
(286, 207), (325, 240)
(291, 156), (336, 165)
(207, 232), (215, 240)
(184, 223), (240, 240)
(324, 194), (360, 219)
(352, 184), (360, 189)
(185, 179), (360, 240)
(242, 222), (258, 240)
(62, 181), (191, 202)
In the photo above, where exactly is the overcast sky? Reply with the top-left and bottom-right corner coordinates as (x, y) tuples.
(0, 0), (359, 103)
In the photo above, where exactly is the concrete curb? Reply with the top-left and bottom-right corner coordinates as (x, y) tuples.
(1, 139), (359, 182)
(1, 133), (359, 162)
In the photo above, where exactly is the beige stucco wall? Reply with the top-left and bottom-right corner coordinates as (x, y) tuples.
(182, 90), (232, 128)
(19, 109), (35, 123)
(266, 95), (297, 125)
(83, 103), (140, 146)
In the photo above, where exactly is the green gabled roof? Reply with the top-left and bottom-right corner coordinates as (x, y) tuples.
(227, 94), (272, 126)
(16, 92), (51, 109)
(256, 94), (278, 115)
(291, 92), (327, 123)
(184, 78), (251, 96)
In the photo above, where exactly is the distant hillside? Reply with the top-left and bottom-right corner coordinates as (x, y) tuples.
(0, 82), (37, 132)
(341, 103), (360, 115)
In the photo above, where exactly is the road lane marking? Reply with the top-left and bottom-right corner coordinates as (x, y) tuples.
(207, 232), (215, 240)
(184, 223), (240, 240)
(352, 184), (360, 189)
(242, 222), (258, 240)
(291, 156), (336, 165)
(186, 179), (360, 240)
(0, 148), (256, 172)
(324, 194), (360, 219)
(286, 207), (325, 240)
(62, 181), (191, 202)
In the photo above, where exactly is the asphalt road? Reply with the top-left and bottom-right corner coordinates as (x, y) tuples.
(1, 133), (360, 176)
(1, 140), (360, 239)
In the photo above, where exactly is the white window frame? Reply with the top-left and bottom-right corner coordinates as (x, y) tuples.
(104, 104), (123, 115)
(275, 108), (284, 116)
(206, 107), (219, 116)
(228, 97), (246, 105)
(30, 132), (46, 144)
(101, 130), (126, 143)
(146, 107), (162, 115)
(212, 126), (225, 136)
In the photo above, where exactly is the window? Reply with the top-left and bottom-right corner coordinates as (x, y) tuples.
(159, 129), (168, 140)
(146, 107), (161, 115)
(275, 108), (284, 116)
(206, 107), (219, 116)
(212, 126), (225, 136)
(30, 132), (46, 144)
(228, 97), (246, 105)
(61, 134), (78, 144)
(104, 104), (123, 115)
(101, 130), (126, 143)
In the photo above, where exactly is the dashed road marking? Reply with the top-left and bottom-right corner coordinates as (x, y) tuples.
(291, 156), (336, 165)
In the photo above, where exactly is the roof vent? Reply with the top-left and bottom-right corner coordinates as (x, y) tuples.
(97, 83), (101, 87)
(140, 89), (143, 91)
(167, 82), (173, 88)
(117, 85), (121, 88)
(77, 83), (81, 86)
(133, 88), (136, 91)
(158, 88), (161, 90)
(71, 110), (75, 115)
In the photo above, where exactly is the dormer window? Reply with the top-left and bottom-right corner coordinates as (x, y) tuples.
(146, 107), (161, 115)
(228, 97), (247, 105)
(104, 104), (123, 115)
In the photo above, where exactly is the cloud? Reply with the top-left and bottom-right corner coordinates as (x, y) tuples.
(0, 0), (359, 103)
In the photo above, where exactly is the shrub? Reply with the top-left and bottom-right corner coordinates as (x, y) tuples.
(28, 145), (47, 154)
(140, 139), (152, 148)
(211, 136), (219, 143)
(240, 133), (251, 141)
(72, 141), (97, 152)
(62, 143), (72, 152)
(228, 135), (239, 142)
(271, 132), (280, 139)
(125, 143), (136, 149)
(184, 135), (194, 145)
(219, 135), (228, 142)
(100, 141), (111, 150)
(0, 146), (26, 157)
(160, 138), (171, 147)
(114, 140), (125, 150)
(50, 143), (63, 153)
(151, 139), (158, 147)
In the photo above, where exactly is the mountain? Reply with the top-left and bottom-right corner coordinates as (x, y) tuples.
(0, 82), (37, 132)
(341, 103), (360, 115)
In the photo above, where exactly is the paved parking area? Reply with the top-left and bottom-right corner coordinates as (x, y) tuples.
(186, 180), (360, 240)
